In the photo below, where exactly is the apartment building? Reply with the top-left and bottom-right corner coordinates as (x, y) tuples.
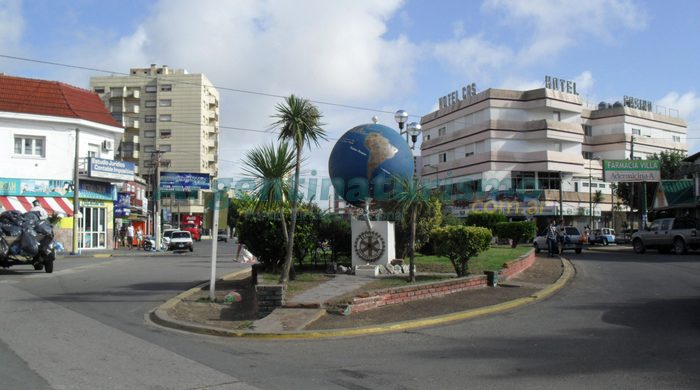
(419, 78), (687, 231)
(90, 65), (220, 222)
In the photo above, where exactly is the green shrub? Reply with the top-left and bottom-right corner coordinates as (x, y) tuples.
(465, 212), (506, 232)
(430, 225), (492, 276)
(493, 221), (537, 248)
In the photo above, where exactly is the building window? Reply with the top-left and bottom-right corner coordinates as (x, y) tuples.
(14, 135), (45, 157)
(88, 143), (100, 158)
(145, 100), (156, 108)
(160, 84), (172, 92)
(537, 172), (561, 190)
(144, 145), (155, 153)
(672, 135), (681, 142)
(145, 115), (156, 123)
(159, 99), (172, 107)
(425, 134), (431, 141)
(159, 114), (172, 122)
(438, 127), (446, 136)
(583, 124), (592, 136)
(145, 85), (157, 93)
(144, 130), (156, 138)
(582, 182), (589, 187)
(583, 151), (593, 160)
(632, 128), (641, 135)
(511, 171), (536, 190)
(439, 153), (447, 163)
(94, 87), (105, 94)
(160, 129), (172, 138)
(553, 111), (561, 121)
(160, 144), (172, 152)
(143, 160), (154, 168)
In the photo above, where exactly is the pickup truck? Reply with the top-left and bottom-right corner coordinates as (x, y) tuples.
(631, 217), (700, 254)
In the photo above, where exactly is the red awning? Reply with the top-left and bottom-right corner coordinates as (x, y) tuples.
(0, 196), (74, 217)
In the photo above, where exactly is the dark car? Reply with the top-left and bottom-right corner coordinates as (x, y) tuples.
(217, 229), (228, 243)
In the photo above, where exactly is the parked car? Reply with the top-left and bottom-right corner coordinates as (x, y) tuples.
(168, 231), (194, 252)
(589, 228), (616, 245)
(162, 229), (178, 246)
(180, 223), (201, 241)
(533, 226), (583, 254)
(631, 217), (700, 254)
(217, 229), (228, 243)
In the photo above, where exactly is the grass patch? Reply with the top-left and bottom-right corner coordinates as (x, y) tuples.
(415, 245), (532, 274)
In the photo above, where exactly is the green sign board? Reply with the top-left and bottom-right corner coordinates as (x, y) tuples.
(603, 160), (661, 182)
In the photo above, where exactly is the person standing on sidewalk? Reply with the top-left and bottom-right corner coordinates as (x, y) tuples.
(136, 226), (143, 250)
(546, 219), (558, 257)
(126, 223), (135, 249)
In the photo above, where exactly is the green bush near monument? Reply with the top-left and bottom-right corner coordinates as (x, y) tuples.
(493, 221), (537, 248)
(430, 225), (492, 277)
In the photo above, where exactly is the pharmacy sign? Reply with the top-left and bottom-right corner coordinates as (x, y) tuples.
(603, 160), (661, 182)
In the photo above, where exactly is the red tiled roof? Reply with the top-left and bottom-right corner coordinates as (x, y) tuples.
(0, 74), (121, 128)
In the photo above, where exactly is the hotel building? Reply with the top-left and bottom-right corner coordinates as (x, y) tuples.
(419, 78), (687, 230)
(90, 65), (220, 226)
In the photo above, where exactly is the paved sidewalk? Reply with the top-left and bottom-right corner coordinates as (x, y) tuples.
(251, 274), (375, 332)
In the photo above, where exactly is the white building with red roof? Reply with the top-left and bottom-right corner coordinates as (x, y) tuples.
(0, 74), (128, 251)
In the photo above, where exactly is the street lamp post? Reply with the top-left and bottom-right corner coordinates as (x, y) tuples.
(589, 156), (601, 229)
(394, 109), (409, 144)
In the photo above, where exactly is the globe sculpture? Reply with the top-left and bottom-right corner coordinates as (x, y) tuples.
(328, 123), (414, 208)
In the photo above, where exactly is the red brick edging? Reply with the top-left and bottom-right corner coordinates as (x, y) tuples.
(342, 249), (536, 314)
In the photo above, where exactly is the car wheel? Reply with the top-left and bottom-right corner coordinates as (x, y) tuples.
(189, 246), (193, 252)
(33, 263), (44, 270)
(674, 238), (687, 254)
(575, 248), (582, 254)
(534, 243), (540, 253)
(633, 238), (646, 254)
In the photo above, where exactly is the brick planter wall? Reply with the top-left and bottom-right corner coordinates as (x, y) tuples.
(255, 284), (285, 319)
(498, 249), (535, 280)
(339, 248), (536, 314)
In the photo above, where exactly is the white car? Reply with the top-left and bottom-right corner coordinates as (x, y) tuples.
(168, 231), (194, 252)
(533, 226), (583, 254)
(162, 229), (179, 246)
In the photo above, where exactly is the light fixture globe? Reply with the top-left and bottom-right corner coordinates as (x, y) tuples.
(394, 109), (408, 129)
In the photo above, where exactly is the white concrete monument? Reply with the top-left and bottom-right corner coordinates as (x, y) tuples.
(351, 219), (395, 277)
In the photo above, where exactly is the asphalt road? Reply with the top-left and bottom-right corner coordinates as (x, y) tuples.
(1, 243), (699, 390)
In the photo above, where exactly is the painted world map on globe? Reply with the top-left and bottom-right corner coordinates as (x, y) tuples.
(328, 123), (414, 208)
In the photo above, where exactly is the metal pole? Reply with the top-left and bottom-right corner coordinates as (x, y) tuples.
(559, 172), (564, 221)
(589, 160), (593, 229)
(209, 181), (220, 301)
(154, 151), (162, 251)
(71, 128), (81, 255)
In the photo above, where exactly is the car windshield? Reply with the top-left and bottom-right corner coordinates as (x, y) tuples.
(164, 231), (174, 238)
(172, 232), (190, 239)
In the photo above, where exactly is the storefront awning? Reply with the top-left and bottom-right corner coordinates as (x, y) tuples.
(0, 196), (74, 217)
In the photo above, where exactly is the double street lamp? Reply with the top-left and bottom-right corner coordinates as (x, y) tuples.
(589, 156), (601, 229)
(394, 110), (422, 149)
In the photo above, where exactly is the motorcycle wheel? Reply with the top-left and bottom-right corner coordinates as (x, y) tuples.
(44, 259), (54, 273)
(33, 263), (44, 270)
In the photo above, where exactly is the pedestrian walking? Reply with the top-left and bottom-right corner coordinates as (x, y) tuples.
(30, 200), (48, 220)
(546, 219), (558, 257)
(136, 227), (143, 250)
(126, 223), (135, 249)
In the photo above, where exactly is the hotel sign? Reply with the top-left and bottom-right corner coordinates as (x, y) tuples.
(544, 75), (578, 95)
(438, 82), (478, 109)
(623, 95), (653, 112)
(603, 160), (661, 182)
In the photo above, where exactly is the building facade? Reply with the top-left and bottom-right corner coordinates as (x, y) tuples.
(90, 65), (220, 223)
(0, 74), (128, 250)
(419, 80), (687, 231)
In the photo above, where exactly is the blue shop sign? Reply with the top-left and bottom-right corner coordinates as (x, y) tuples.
(88, 158), (135, 181)
(160, 172), (211, 191)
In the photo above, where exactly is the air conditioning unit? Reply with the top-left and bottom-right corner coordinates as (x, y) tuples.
(102, 140), (114, 151)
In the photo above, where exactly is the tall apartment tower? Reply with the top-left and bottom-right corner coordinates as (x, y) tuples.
(90, 64), (220, 220)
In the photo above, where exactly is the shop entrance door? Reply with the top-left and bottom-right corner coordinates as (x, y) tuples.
(79, 206), (107, 249)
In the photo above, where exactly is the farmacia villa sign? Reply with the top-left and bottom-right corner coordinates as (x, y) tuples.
(603, 160), (661, 182)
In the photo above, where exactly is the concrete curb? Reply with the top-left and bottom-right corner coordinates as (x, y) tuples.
(150, 257), (575, 340)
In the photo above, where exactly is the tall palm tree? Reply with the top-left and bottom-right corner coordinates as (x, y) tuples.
(393, 176), (431, 282)
(271, 95), (326, 285)
(241, 142), (296, 250)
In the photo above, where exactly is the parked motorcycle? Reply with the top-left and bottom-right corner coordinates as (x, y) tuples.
(0, 210), (56, 273)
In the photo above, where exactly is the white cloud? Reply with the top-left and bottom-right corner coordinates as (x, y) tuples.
(483, 0), (648, 62)
(0, 0), (24, 56)
(49, 0), (416, 177)
(432, 35), (513, 79)
(657, 91), (700, 154)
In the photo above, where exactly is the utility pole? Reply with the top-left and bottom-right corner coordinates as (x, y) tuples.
(559, 172), (564, 221)
(630, 136), (635, 229)
(71, 128), (81, 255)
(209, 179), (220, 302)
(152, 151), (164, 250)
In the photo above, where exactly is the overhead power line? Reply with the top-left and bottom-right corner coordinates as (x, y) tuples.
(0, 53), (412, 117)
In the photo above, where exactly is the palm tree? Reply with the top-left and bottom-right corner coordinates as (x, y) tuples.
(393, 176), (431, 282)
(271, 95), (326, 285)
(241, 142), (295, 254)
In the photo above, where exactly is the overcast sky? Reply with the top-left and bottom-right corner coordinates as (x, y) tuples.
(1, 0), (698, 180)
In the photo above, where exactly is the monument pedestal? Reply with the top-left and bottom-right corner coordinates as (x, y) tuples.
(351, 220), (395, 278)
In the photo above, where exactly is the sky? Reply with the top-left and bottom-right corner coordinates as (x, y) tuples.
(1, 0), (699, 182)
